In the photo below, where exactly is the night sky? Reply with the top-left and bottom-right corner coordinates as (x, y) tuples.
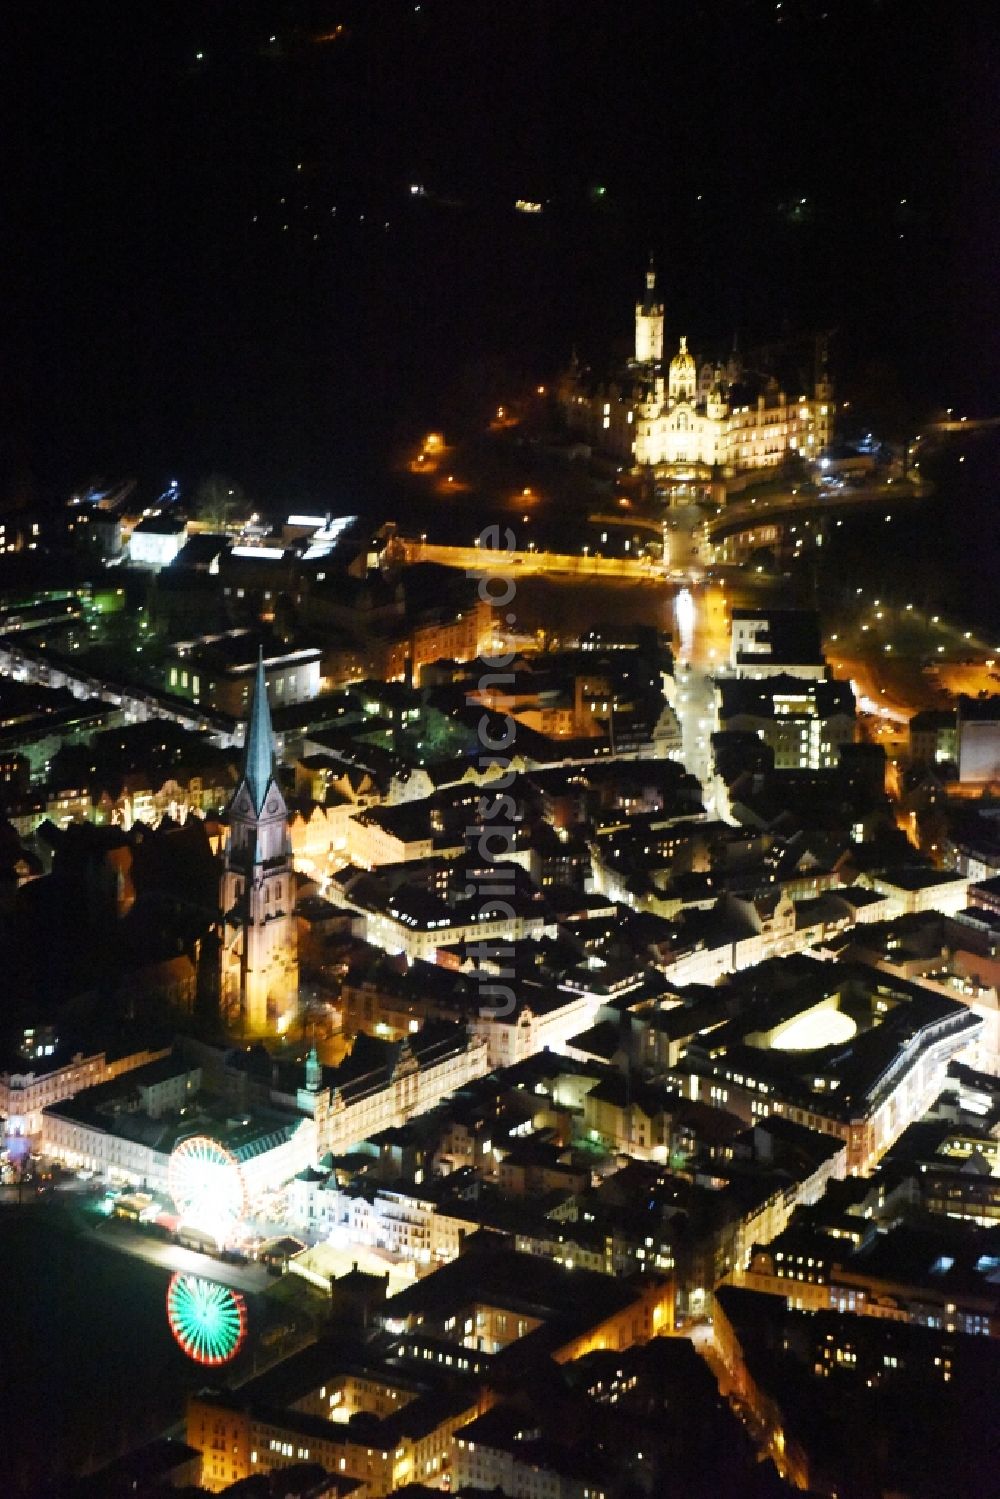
(3, 0), (998, 507)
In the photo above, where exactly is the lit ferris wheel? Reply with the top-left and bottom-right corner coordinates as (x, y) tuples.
(167, 1273), (247, 1365)
(167, 1135), (247, 1240)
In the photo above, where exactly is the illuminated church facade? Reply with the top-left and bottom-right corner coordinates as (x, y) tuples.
(560, 259), (834, 477)
(219, 653), (299, 1035)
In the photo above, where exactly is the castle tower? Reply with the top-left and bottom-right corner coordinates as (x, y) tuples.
(706, 368), (728, 421)
(219, 651), (299, 1035)
(813, 334), (834, 453)
(634, 256), (664, 364)
(814, 337), (834, 404)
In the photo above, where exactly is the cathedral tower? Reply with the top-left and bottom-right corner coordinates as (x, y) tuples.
(634, 256), (664, 364)
(219, 652), (299, 1035)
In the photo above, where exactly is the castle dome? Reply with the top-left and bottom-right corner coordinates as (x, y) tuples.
(670, 335), (695, 376)
(668, 335), (696, 402)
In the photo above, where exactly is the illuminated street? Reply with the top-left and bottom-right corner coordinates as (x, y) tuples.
(670, 584), (731, 794)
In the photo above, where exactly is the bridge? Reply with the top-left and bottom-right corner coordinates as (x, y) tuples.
(399, 537), (666, 581)
(928, 416), (1000, 435)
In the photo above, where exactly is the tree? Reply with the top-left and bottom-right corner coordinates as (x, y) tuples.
(192, 474), (248, 530)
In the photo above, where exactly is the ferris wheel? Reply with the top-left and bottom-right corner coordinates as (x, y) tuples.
(167, 1134), (247, 1238)
(167, 1273), (247, 1365)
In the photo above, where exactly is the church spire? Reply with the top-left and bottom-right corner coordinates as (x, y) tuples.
(243, 648), (276, 814)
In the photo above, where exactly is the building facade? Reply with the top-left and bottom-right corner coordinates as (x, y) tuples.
(1, 1043), (169, 1143)
(317, 1028), (491, 1159)
(715, 674), (856, 771)
(166, 636), (322, 715)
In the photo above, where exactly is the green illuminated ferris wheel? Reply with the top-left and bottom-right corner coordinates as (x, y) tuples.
(166, 1273), (247, 1365)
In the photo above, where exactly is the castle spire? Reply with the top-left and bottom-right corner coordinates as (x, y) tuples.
(640, 252), (660, 312)
(243, 647), (276, 815)
(635, 252), (664, 363)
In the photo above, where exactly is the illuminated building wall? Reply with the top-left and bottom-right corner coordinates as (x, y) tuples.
(292, 1368), (419, 1424)
(127, 514), (188, 569)
(42, 1103), (314, 1196)
(345, 809), (463, 870)
(40, 1059), (203, 1183)
(743, 1247), (1000, 1333)
(866, 870), (970, 917)
(287, 800), (352, 872)
(92, 770), (236, 830)
(469, 990), (604, 1069)
(1, 1043), (169, 1141)
(348, 894), (547, 963)
(188, 1386), (481, 1496)
(317, 1033), (490, 1158)
(632, 372), (833, 472)
(188, 1398), (252, 1492)
(289, 1179), (494, 1265)
(382, 1258), (673, 1360)
(715, 676), (856, 772)
(411, 599), (494, 684)
(688, 1007), (979, 1176)
(958, 710), (1000, 785)
(41, 1056), (315, 1195)
(166, 643), (322, 717)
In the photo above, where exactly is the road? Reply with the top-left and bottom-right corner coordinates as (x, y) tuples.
(673, 663), (716, 793)
(706, 474), (929, 543)
(671, 583), (731, 796)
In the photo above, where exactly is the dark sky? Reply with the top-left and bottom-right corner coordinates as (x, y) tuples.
(2, 0), (997, 507)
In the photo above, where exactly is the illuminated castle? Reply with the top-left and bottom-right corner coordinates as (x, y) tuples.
(560, 257), (834, 476)
(219, 652), (299, 1035)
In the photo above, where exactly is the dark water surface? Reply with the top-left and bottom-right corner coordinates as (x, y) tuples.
(0, 1208), (251, 1496)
